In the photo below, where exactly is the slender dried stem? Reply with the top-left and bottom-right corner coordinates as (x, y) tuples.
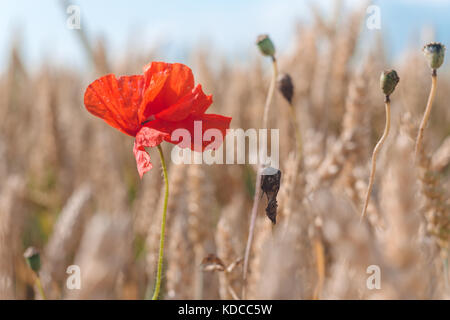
(361, 97), (391, 220)
(415, 70), (437, 159)
(287, 104), (303, 158)
(262, 58), (278, 127)
(151, 145), (169, 300)
(312, 238), (325, 300)
(225, 272), (240, 300)
(242, 56), (278, 299)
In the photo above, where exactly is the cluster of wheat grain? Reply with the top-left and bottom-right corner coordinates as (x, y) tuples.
(0, 4), (449, 300)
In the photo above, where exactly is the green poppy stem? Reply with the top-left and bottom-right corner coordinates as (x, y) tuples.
(35, 275), (46, 300)
(152, 144), (169, 300)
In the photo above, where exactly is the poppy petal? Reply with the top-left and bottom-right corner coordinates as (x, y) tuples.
(143, 113), (231, 152)
(155, 85), (213, 122)
(140, 62), (195, 116)
(133, 126), (170, 178)
(138, 69), (170, 124)
(84, 74), (144, 136)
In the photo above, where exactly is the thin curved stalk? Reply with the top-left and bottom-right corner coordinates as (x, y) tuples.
(242, 57), (278, 299)
(361, 98), (391, 220)
(415, 70), (437, 159)
(152, 145), (169, 300)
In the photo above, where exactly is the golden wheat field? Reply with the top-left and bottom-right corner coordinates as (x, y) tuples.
(0, 2), (449, 301)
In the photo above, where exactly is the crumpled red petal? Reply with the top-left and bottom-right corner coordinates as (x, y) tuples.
(143, 113), (232, 153)
(155, 85), (213, 122)
(138, 69), (170, 124)
(84, 74), (144, 136)
(133, 126), (170, 178)
(140, 62), (195, 117)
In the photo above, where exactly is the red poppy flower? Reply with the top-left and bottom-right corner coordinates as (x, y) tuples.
(84, 62), (232, 178)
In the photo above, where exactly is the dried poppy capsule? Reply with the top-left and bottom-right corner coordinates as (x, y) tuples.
(256, 34), (276, 57)
(261, 167), (281, 224)
(380, 69), (399, 97)
(277, 73), (294, 105)
(423, 42), (446, 70)
(24, 247), (41, 273)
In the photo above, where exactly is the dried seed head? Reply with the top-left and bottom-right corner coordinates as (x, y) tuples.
(256, 34), (275, 57)
(265, 199), (278, 224)
(423, 42), (446, 70)
(201, 254), (225, 272)
(24, 247), (41, 273)
(277, 73), (294, 105)
(261, 167), (281, 224)
(380, 69), (399, 97)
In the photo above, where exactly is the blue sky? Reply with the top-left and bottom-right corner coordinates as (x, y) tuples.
(1, 0), (450, 72)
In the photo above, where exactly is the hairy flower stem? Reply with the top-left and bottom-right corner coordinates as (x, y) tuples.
(152, 145), (169, 300)
(242, 56), (278, 299)
(35, 275), (46, 300)
(361, 96), (391, 220)
(415, 70), (437, 160)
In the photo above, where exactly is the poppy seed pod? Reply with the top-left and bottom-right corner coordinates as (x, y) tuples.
(256, 34), (275, 57)
(24, 247), (41, 273)
(380, 69), (399, 97)
(261, 167), (281, 224)
(423, 42), (446, 70)
(277, 73), (294, 105)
